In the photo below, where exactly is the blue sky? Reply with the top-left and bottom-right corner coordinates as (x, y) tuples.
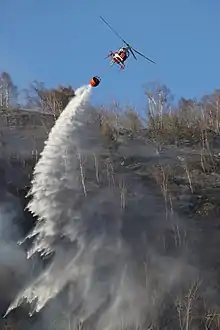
(1, 0), (220, 110)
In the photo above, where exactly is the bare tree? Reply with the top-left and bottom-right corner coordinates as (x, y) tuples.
(145, 82), (174, 130)
(0, 72), (18, 108)
(24, 81), (75, 117)
(122, 107), (144, 132)
(201, 90), (220, 132)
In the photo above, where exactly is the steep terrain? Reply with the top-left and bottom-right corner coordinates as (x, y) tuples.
(1, 93), (220, 329)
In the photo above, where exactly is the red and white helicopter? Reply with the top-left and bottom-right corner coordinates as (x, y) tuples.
(100, 16), (156, 70)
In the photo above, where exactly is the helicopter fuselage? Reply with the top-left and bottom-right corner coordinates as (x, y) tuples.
(107, 47), (130, 69)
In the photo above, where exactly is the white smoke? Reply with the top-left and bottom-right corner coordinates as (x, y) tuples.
(0, 164), (30, 315)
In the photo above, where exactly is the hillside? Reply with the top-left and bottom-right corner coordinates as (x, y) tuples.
(1, 76), (220, 329)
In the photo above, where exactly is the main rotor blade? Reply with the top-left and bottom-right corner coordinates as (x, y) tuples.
(99, 16), (129, 46)
(129, 48), (137, 60)
(132, 48), (156, 64)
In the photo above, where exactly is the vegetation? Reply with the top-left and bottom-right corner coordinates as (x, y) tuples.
(2, 71), (220, 329)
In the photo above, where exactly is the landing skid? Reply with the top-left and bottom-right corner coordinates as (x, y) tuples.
(109, 60), (125, 70)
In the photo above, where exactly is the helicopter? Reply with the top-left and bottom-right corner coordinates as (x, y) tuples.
(100, 16), (156, 70)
